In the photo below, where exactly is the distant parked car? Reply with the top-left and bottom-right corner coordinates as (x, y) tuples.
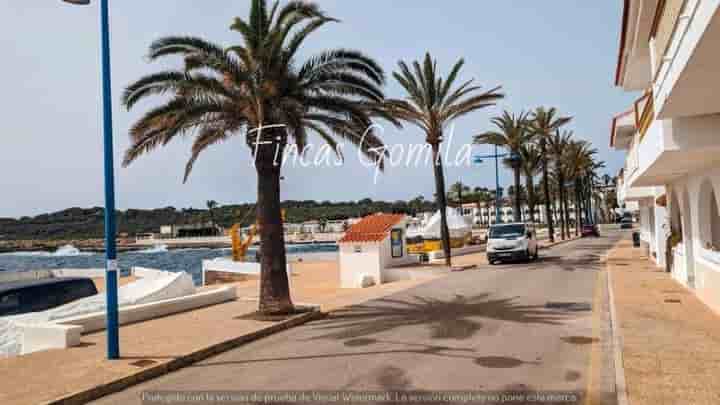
(0, 277), (98, 317)
(620, 218), (634, 229)
(581, 224), (600, 237)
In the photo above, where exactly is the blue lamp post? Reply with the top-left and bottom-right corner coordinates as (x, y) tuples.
(473, 146), (519, 224)
(63, 0), (119, 360)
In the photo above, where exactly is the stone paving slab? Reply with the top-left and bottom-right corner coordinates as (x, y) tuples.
(608, 239), (720, 405)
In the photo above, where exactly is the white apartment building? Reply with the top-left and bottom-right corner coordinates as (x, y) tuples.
(458, 202), (580, 226)
(614, 0), (720, 312)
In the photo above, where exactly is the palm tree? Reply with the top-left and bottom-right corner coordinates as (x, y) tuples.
(530, 107), (572, 242)
(206, 200), (219, 228)
(518, 144), (542, 223)
(564, 140), (598, 232)
(384, 53), (503, 266)
(475, 111), (532, 222)
(122, 0), (393, 314)
(449, 181), (471, 210)
(548, 130), (574, 239)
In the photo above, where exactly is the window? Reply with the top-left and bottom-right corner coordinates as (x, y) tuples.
(60, 280), (97, 303)
(490, 224), (526, 239)
(390, 229), (404, 258)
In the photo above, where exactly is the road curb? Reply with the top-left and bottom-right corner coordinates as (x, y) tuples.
(540, 235), (582, 250)
(607, 263), (631, 405)
(42, 308), (325, 405)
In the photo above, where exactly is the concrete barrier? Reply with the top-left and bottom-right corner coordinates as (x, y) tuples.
(428, 244), (485, 261)
(201, 259), (293, 287)
(19, 323), (83, 355)
(20, 286), (237, 354)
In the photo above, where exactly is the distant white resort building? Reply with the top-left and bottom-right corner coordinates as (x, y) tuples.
(613, 0), (720, 312)
(454, 201), (581, 226)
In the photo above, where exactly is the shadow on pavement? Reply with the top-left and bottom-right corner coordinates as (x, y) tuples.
(306, 293), (574, 341)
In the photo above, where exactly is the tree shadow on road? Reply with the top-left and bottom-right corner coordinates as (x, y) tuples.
(305, 293), (574, 341)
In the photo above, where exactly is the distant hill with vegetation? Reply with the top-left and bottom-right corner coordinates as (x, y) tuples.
(0, 198), (438, 241)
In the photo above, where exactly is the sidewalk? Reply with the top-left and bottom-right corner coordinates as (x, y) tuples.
(608, 239), (720, 405)
(0, 261), (438, 405)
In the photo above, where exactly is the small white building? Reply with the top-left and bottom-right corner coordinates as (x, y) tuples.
(338, 213), (418, 288)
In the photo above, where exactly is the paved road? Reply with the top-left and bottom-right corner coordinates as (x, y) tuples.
(94, 234), (621, 404)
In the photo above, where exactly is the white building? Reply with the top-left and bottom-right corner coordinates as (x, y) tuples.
(338, 213), (418, 288)
(614, 0), (720, 312)
(459, 201), (580, 226)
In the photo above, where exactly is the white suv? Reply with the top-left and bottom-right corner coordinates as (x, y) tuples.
(486, 223), (539, 264)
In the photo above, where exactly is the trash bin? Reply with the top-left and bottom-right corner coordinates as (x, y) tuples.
(632, 231), (641, 247)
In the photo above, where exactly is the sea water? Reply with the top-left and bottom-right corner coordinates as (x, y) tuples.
(0, 243), (338, 284)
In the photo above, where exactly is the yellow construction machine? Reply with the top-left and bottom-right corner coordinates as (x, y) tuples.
(230, 208), (286, 262)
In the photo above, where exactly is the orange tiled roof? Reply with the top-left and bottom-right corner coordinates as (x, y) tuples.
(338, 213), (405, 243)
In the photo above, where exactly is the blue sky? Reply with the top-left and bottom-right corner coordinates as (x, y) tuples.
(0, 1), (636, 217)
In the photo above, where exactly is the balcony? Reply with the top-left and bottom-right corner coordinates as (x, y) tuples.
(626, 112), (720, 187)
(619, 140), (657, 202)
(651, 0), (720, 118)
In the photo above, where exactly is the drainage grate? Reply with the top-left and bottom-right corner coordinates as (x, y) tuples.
(545, 302), (592, 312)
(129, 359), (158, 368)
(664, 299), (681, 304)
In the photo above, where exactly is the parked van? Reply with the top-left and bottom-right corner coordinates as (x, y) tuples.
(486, 223), (539, 264)
(0, 277), (98, 317)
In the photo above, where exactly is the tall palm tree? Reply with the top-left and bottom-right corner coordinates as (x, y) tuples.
(384, 53), (503, 266)
(122, 0), (394, 314)
(518, 144), (542, 223)
(565, 140), (597, 231)
(548, 130), (574, 239)
(530, 107), (572, 242)
(475, 111), (531, 223)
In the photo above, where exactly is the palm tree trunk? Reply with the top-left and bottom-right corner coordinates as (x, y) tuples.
(575, 182), (582, 234)
(540, 140), (554, 242)
(556, 168), (567, 240)
(256, 134), (293, 315)
(526, 175), (535, 223)
(513, 167), (522, 222)
(562, 184), (571, 237)
(432, 143), (452, 267)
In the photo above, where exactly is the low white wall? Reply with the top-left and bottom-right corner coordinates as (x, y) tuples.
(428, 244), (485, 261)
(201, 259), (293, 287)
(20, 286), (237, 355)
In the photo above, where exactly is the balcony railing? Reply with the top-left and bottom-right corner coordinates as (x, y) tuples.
(633, 90), (655, 140)
(650, 0), (687, 76)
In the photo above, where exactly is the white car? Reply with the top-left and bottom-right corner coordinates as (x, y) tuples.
(486, 223), (539, 264)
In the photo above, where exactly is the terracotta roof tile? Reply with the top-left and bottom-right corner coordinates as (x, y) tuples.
(338, 213), (405, 243)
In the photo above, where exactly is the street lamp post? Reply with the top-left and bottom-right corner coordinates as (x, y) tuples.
(63, 0), (119, 360)
(473, 147), (519, 224)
